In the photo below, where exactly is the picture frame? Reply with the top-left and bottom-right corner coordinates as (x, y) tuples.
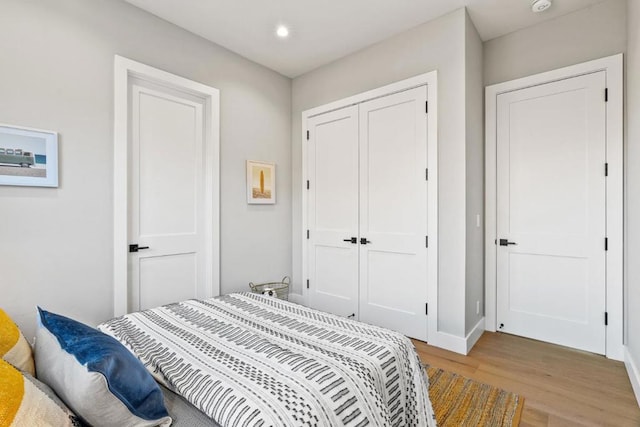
(0, 124), (58, 187)
(246, 160), (275, 204)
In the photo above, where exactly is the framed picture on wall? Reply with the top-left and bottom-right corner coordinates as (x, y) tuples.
(0, 124), (58, 187)
(246, 160), (275, 204)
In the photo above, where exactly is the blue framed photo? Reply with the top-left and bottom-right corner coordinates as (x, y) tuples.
(0, 124), (58, 187)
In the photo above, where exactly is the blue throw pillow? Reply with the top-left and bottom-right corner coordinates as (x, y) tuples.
(34, 307), (171, 427)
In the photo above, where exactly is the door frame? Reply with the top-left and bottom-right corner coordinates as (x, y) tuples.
(301, 70), (438, 341)
(113, 55), (220, 317)
(485, 54), (623, 360)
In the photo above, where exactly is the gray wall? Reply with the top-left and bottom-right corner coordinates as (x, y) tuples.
(292, 9), (473, 337)
(0, 0), (291, 339)
(626, 0), (640, 388)
(484, 0), (627, 86)
(464, 11), (484, 334)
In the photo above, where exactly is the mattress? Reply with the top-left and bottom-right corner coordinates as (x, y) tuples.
(100, 293), (436, 426)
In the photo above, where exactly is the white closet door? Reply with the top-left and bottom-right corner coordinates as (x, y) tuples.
(359, 87), (428, 340)
(496, 71), (606, 354)
(307, 106), (360, 318)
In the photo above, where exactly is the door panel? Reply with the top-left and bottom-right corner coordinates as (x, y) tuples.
(138, 91), (199, 236)
(359, 87), (428, 341)
(139, 254), (197, 310)
(496, 71), (606, 354)
(129, 83), (206, 312)
(307, 106), (359, 317)
(508, 254), (589, 322)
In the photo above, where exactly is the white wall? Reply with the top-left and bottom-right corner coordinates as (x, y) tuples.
(626, 0), (640, 404)
(0, 0), (291, 339)
(464, 11), (485, 334)
(484, 0), (627, 86)
(292, 9), (474, 338)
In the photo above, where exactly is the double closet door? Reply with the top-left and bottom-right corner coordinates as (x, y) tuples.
(306, 86), (429, 341)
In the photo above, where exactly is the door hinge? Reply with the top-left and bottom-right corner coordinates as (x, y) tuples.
(307, 229), (310, 239)
(425, 303), (428, 315)
(306, 130), (310, 140)
(605, 311), (608, 326)
(425, 101), (428, 114)
(605, 237), (608, 251)
(307, 279), (310, 289)
(425, 168), (429, 181)
(306, 180), (310, 190)
(605, 163), (609, 177)
(425, 236), (429, 248)
(605, 88), (609, 102)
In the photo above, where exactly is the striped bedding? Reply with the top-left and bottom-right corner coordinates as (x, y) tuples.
(99, 293), (436, 427)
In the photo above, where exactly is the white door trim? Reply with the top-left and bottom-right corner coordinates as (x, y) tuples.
(113, 55), (220, 317)
(301, 70), (438, 342)
(485, 54), (623, 360)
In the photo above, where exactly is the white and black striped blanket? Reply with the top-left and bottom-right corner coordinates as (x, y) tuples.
(99, 293), (436, 427)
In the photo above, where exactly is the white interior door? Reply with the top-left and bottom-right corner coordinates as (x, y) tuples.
(496, 71), (607, 354)
(358, 87), (428, 341)
(129, 82), (209, 311)
(307, 106), (359, 318)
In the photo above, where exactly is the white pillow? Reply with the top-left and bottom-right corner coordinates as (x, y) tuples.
(34, 307), (172, 427)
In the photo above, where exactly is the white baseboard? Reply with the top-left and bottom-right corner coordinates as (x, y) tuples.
(624, 346), (640, 408)
(428, 318), (485, 355)
(428, 331), (468, 354)
(288, 293), (305, 305)
(466, 317), (485, 353)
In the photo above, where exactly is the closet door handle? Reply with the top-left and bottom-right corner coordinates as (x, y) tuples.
(343, 237), (357, 244)
(499, 239), (517, 246)
(360, 238), (371, 245)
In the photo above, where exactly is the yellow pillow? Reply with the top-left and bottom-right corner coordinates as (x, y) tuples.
(0, 309), (35, 376)
(0, 359), (79, 426)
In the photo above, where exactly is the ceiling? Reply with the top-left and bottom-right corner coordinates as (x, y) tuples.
(123, 0), (609, 78)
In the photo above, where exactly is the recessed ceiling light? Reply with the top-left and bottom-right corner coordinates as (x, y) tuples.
(531, 0), (552, 13)
(276, 25), (289, 38)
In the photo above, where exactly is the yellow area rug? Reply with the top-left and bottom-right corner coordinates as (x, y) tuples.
(427, 366), (524, 427)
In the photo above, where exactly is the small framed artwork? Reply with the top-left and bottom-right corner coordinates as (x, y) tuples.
(247, 160), (275, 204)
(0, 124), (58, 187)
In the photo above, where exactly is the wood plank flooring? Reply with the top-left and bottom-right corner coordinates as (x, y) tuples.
(413, 332), (640, 426)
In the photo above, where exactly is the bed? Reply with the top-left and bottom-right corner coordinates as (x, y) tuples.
(159, 383), (220, 426)
(98, 292), (436, 427)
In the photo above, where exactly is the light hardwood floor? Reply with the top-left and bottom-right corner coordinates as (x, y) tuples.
(413, 332), (640, 426)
